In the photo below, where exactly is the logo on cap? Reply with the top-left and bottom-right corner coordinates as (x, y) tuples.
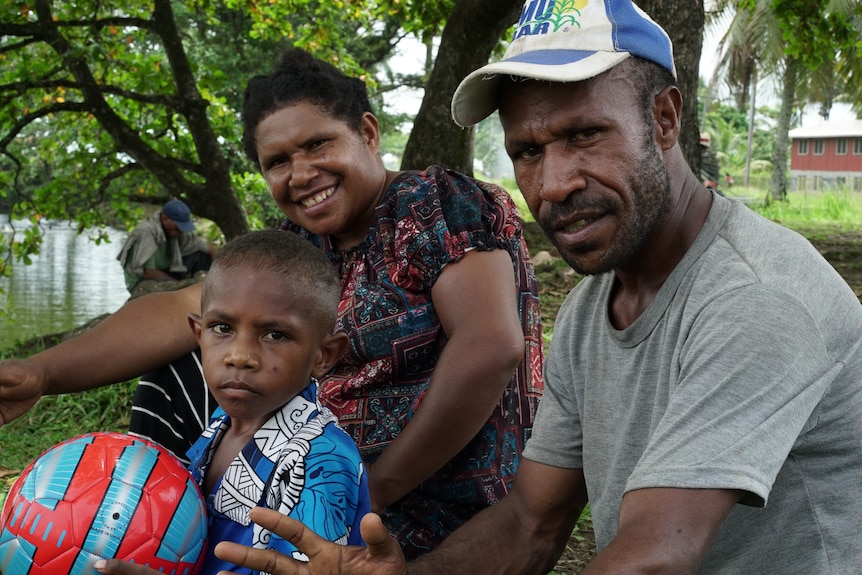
(514, 0), (587, 40)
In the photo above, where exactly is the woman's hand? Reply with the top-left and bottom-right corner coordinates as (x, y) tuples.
(214, 507), (408, 575)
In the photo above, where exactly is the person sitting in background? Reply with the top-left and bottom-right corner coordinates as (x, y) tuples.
(117, 198), (216, 294)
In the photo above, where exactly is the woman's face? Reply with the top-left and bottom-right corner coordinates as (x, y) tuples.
(255, 102), (388, 249)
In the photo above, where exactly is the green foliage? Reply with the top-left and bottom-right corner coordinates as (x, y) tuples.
(0, 380), (138, 471)
(752, 190), (862, 231)
(1, 0), (458, 276)
(771, 0), (861, 71)
(222, 0), (453, 83)
(2, 1), (249, 242)
(0, 335), (139, 473)
(0, 342), (138, 472)
(701, 99), (777, 176)
(232, 170), (283, 230)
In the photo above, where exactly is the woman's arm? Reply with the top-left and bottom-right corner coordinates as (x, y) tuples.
(366, 248), (526, 511)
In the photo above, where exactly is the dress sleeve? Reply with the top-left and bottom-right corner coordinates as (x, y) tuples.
(381, 166), (526, 291)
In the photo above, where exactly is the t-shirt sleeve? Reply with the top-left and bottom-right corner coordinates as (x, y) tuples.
(522, 296), (584, 470)
(627, 285), (841, 506)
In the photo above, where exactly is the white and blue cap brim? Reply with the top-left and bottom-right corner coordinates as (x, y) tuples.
(451, 0), (676, 127)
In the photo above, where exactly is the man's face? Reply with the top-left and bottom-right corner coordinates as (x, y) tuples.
(160, 214), (183, 239)
(499, 70), (671, 275)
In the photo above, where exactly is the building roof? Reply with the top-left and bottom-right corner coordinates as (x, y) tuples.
(789, 119), (862, 139)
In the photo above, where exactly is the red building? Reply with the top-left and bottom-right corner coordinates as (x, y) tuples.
(788, 119), (862, 192)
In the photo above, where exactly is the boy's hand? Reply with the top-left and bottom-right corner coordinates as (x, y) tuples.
(213, 507), (408, 575)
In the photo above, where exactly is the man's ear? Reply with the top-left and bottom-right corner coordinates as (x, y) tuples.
(654, 85), (682, 151)
(188, 313), (203, 345)
(312, 331), (349, 378)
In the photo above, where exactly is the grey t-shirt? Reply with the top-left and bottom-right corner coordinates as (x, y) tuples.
(524, 194), (862, 573)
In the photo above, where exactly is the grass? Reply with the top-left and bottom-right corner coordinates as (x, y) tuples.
(727, 187), (862, 235)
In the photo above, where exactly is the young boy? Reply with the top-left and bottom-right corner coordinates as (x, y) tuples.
(185, 229), (369, 573)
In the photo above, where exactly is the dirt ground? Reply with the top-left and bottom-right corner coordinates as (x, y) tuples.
(808, 232), (862, 298)
(523, 224), (862, 574)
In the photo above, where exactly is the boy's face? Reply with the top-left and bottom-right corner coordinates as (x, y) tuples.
(189, 264), (345, 428)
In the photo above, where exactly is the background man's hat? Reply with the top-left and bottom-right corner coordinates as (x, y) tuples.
(451, 0), (676, 127)
(162, 199), (195, 232)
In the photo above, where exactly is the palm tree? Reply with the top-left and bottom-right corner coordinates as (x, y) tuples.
(707, 0), (786, 199)
(705, 0), (861, 202)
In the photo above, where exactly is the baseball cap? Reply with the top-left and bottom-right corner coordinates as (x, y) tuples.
(162, 199), (195, 232)
(451, 0), (677, 127)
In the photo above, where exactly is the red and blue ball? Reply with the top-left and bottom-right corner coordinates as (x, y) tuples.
(0, 432), (207, 575)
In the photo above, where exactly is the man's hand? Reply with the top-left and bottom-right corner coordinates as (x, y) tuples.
(213, 507), (408, 575)
(0, 359), (48, 426)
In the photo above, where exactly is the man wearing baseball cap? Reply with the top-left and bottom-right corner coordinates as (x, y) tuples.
(117, 198), (216, 294)
(98, 1), (862, 574)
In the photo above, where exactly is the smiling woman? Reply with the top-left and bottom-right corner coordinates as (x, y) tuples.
(232, 47), (545, 558)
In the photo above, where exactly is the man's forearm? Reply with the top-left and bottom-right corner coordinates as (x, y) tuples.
(408, 489), (582, 575)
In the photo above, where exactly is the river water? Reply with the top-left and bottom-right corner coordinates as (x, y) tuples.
(0, 216), (130, 351)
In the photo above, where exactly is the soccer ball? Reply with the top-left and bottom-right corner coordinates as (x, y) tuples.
(0, 432), (208, 575)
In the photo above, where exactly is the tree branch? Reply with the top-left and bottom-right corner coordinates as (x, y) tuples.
(29, 0), (200, 192)
(0, 78), (181, 109)
(0, 102), (90, 151)
(0, 37), (42, 55)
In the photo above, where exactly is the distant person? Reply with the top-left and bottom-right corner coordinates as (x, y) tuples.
(116, 199), (216, 294)
(108, 229), (370, 574)
(725, 172), (734, 188)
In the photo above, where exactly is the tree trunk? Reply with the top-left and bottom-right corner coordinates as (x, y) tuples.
(152, 0), (249, 240)
(769, 56), (799, 203)
(635, 0), (705, 176)
(744, 67), (757, 187)
(401, 0), (523, 175)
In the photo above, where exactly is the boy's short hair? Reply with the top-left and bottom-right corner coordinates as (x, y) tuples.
(204, 229), (340, 329)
